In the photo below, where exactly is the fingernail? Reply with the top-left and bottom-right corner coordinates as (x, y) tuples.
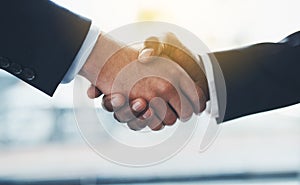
(139, 48), (153, 62)
(142, 109), (152, 119)
(132, 101), (142, 112)
(111, 95), (122, 107)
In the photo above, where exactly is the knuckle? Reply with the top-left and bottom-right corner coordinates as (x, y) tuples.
(127, 121), (143, 131)
(147, 117), (162, 131)
(102, 100), (113, 112)
(113, 113), (122, 123)
(151, 124), (163, 131)
(180, 108), (193, 122)
(164, 116), (177, 126)
(114, 111), (131, 123)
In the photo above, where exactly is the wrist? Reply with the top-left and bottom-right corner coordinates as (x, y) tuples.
(79, 33), (124, 84)
(79, 33), (139, 94)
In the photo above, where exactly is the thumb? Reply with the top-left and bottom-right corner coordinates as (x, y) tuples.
(138, 48), (154, 63)
(138, 36), (164, 63)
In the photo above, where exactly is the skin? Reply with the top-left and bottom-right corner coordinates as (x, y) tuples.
(80, 33), (207, 131)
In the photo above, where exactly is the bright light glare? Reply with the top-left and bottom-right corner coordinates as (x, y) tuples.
(53, 0), (300, 51)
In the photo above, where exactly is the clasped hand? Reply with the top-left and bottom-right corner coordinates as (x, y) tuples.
(80, 33), (209, 131)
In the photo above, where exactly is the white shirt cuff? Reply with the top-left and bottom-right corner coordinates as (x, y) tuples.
(198, 54), (219, 119)
(61, 24), (100, 84)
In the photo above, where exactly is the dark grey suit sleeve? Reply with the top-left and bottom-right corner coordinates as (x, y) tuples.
(213, 32), (300, 122)
(0, 0), (91, 96)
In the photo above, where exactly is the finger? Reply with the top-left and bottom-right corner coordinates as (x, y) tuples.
(102, 94), (126, 112)
(149, 98), (177, 126)
(163, 104), (178, 126)
(113, 98), (148, 123)
(127, 117), (149, 131)
(179, 77), (207, 114)
(144, 36), (164, 56)
(168, 90), (194, 122)
(127, 108), (157, 131)
(131, 98), (148, 113)
(146, 108), (164, 131)
(138, 48), (154, 63)
(138, 36), (164, 63)
(114, 108), (132, 123)
(87, 85), (102, 99)
(141, 108), (152, 120)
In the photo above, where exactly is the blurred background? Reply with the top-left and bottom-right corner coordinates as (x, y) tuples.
(0, 0), (300, 184)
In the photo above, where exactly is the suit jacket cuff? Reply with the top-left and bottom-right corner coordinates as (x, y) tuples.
(61, 24), (100, 84)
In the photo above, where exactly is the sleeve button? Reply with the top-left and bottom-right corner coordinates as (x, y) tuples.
(0, 57), (10, 68)
(23, 68), (35, 81)
(10, 63), (22, 75)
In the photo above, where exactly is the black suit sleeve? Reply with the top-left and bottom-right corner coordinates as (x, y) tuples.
(213, 32), (300, 122)
(0, 0), (91, 96)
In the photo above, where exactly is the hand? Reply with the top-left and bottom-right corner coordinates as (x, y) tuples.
(79, 34), (139, 94)
(89, 33), (209, 130)
(83, 33), (206, 130)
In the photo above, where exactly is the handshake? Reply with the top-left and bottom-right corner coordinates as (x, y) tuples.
(78, 32), (210, 131)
